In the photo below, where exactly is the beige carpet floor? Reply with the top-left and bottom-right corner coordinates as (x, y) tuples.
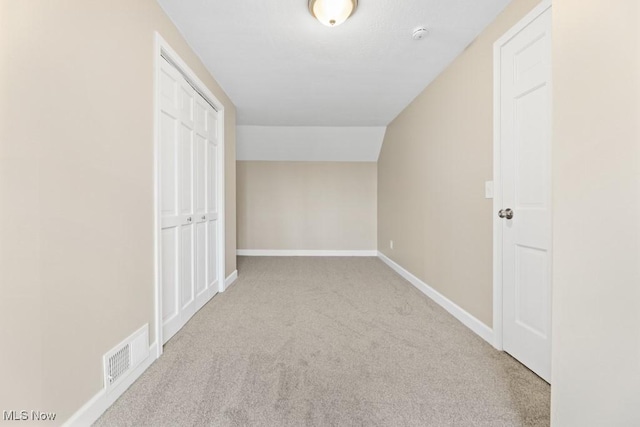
(95, 256), (550, 426)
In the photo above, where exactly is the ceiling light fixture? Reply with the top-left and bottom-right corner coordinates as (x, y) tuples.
(308, 0), (358, 27)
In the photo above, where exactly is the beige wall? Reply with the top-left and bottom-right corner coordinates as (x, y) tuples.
(377, 0), (540, 327)
(0, 1), (236, 423)
(225, 121), (237, 277)
(551, 0), (640, 425)
(237, 162), (377, 251)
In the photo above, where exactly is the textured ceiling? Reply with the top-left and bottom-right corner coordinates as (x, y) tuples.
(157, 0), (512, 126)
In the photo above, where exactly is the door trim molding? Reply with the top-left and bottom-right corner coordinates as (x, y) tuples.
(492, 0), (552, 351)
(153, 33), (226, 357)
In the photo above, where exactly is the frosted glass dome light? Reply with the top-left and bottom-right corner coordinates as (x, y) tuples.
(309, 0), (358, 27)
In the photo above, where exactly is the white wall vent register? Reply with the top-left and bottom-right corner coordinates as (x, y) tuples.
(103, 324), (149, 393)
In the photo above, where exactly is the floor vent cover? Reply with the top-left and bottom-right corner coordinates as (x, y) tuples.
(103, 324), (149, 393)
(107, 345), (130, 386)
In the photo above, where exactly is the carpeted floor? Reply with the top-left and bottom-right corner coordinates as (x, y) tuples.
(95, 256), (550, 426)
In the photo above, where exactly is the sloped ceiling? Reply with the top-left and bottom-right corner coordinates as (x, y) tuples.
(237, 126), (386, 162)
(157, 0), (512, 159)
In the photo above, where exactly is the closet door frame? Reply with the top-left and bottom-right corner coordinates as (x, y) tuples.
(153, 33), (226, 357)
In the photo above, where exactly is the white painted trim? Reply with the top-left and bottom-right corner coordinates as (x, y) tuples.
(153, 34), (162, 360)
(492, 23), (504, 351)
(492, 0), (552, 351)
(225, 270), (238, 289)
(494, 0), (552, 48)
(377, 252), (494, 344)
(154, 33), (226, 350)
(63, 343), (158, 427)
(237, 249), (378, 257)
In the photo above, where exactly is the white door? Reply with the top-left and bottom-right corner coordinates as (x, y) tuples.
(193, 93), (220, 312)
(497, 6), (552, 382)
(160, 58), (219, 344)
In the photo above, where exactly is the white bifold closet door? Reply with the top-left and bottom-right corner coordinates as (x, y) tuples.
(160, 57), (219, 344)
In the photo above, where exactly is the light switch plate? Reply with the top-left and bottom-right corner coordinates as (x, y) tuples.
(485, 181), (494, 199)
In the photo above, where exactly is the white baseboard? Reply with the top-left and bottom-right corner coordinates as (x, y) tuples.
(225, 270), (238, 289)
(237, 249), (378, 257)
(63, 342), (158, 427)
(377, 251), (494, 344)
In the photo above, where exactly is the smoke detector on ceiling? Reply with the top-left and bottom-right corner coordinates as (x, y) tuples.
(412, 27), (429, 41)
